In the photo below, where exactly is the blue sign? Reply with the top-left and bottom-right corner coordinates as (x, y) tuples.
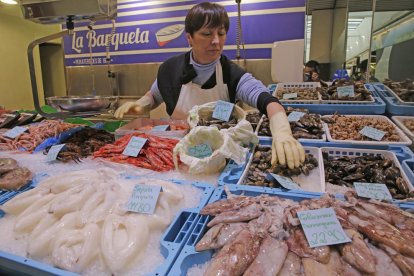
(4, 126), (27, 139)
(212, 100), (234, 121)
(122, 136), (147, 157)
(359, 126), (386, 141)
(126, 184), (162, 214)
(268, 173), (301, 190)
(46, 144), (66, 162)
(63, 0), (305, 65)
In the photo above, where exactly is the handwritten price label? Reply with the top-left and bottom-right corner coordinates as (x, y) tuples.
(122, 136), (147, 157)
(152, 125), (170, 131)
(212, 100), (234, 122)
(46, 144), (66, 162)
(359, 126), (386, 141)
(4, 126), (27, 139)
(354, 182), (392, 201)
(282, 93), (298, 100)
(287, 111), (306, 122)
(188, 144), (213, 159)
(268, 173), (301, 190)
(126, 184), (161, 214)
(337, 85), (355, 98)
(297, 208), (351, 248)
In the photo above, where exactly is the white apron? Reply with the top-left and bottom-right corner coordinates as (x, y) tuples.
(171, 62), (230, 119)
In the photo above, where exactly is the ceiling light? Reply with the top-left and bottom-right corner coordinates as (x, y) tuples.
(1, 0), (18, 4)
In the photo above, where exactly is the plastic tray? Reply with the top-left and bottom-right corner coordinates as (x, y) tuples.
(239, 145), (325, 192)
(114, 118), (189, 140)
(273, 82), (321, 104)
(321, 147), (414, 200)
(392, 116), (414, 141)
(324, 114), (412, 146)
(372, 83), (414, 115)
(168, 185), (321, 276)
(402, 159), (414, 194)
(217, 151), (252, 186)
(378, 83), (414, 105)
(0, 179), (215, 276)
(268, 84), (386, 115)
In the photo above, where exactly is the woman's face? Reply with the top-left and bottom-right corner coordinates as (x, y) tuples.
(187, 26), (227, 64)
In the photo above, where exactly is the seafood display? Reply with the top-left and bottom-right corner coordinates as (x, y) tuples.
(43, 127), (114, 163)
(0, 120), (77, 152)
(243, 146), (319, 189)
(402, 118), (414, 133)
(258, 108), (325, 140)
(245, 111), (262, 131)
(384, 79), (414, 102)
(197, 116), (238, 130)
(0, 168), (199, 275)
(276, 86), (319, 100)
(0, 158), (32, 190)
(94, 133), (178, 171)
(326, 114), (402, 142)
(323, 152), (413, 199)
(317, 79), (372, 101)
(195, 190), (414, 275)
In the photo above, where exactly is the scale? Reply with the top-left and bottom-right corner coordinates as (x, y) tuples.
(20, 0), (118, 118)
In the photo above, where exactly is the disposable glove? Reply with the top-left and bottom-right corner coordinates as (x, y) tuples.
(114, 95), (153, 119)
(269, 112), (305, 169)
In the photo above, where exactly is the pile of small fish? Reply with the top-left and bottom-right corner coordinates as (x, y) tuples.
(326, 114), (401, 141)
(244, 146), (318, 187)
(94, 133), (177, 171)
(196, 190), (414, 275)
(277, 87), (319, 100)
(317, 79), (372, 101)
(323, 153), (413, 199)
(0, 120), (77, 152)
(197, 116), (238, 130)
(384, 79), (414, 102)
(258, 108), (325, 140)
(0, 158), (32, 190)
(403, 118), (414, 133)
(43, 127), (114, 163)
(245, 111), (262, 132)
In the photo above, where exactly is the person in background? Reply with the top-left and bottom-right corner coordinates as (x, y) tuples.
(114, 2), (305, 169)
(353, 59), (379, 82)
(303, 60), (321, 82)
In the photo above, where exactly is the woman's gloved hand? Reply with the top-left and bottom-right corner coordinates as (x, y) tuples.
(269, 112), (305, 169)
(114, 96), (153, 119)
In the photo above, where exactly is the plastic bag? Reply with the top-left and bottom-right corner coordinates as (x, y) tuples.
(173, 126), (248, 174)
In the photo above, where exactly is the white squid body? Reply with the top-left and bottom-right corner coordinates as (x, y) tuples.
(0, 167), (186, 275)
(101, 214), (149, 273)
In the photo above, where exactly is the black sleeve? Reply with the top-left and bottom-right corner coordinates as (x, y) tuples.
(256, 93), (281, 116)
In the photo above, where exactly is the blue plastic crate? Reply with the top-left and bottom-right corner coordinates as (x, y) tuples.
(372, 83), (414, 115)
(267, 84), (386, 115)
(402, 159), (414, 192)
(217, 152), (251, 185)
(0, 178), (214, 276)
(168, 185), (321, 276)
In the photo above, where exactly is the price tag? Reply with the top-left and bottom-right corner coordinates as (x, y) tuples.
(297, 208), (351, 248)
(152, 125), (170, 131)
(126, 184), (161, 214)
(212, 100), (234, 122)
(188, 144), (213, 158)
(354, 182), (392, 201)
(46, 144), (66, 162)
(122, 136), (147, 157)
(283, 93), (298, 100)
(268, 173), (301, 190)
(337, 85), (355, 98)
(4, 126), (27, 139)
(288, 111), (306, 122)
(359, 126), (386, 141)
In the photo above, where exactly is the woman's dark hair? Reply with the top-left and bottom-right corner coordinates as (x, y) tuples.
(305, 60), (321, 74)
(185, 2), (230, 36)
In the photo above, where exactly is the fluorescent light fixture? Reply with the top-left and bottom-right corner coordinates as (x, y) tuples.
(1, 0), (18, 4)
